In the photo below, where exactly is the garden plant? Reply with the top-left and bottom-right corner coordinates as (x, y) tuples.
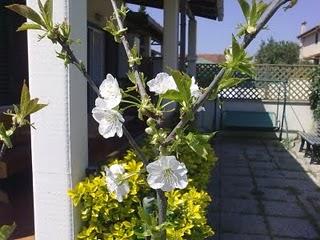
(0, 83), (46, 240)
(2, 0), (297, 239)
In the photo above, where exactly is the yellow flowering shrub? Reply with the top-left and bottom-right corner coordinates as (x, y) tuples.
(68, 151), (214, 240)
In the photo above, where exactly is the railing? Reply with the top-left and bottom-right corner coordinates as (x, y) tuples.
(196, 63), (319, 103)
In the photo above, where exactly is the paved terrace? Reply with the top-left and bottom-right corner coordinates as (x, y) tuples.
(208, 136), (320, 240)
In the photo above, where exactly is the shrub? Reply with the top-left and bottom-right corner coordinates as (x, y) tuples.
(310, 68), (320, 120)
(68, 151), (214, 240)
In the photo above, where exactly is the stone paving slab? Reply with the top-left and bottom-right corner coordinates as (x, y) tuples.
(209, 137), (320, 240)
(263, 201), (306, 218)
(220, 233), (271, 240)
(220, 213), (268, 235)
(220, 198), (260, 214)
(259, 187), (297, 202)
(268, 216), (319, 239)
(252, 169), (283, 178)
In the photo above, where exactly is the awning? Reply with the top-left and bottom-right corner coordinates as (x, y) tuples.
(125, 0), (224, 21)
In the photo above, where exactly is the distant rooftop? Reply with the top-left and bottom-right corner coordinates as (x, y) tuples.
(297, 24), (320, 39)
(197, 54), (225, 64)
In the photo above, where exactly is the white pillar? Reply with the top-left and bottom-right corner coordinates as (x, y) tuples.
(27, 0), (87, 239)
(163, 0), (179, 70)
(188, 18), (197, 76)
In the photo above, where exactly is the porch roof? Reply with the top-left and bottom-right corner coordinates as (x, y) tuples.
(125, 0), (224, 20)
(126, 11), (163, 43)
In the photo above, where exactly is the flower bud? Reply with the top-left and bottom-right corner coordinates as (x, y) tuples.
(146, 118), (156, 126)
(145, 127), (154, 135)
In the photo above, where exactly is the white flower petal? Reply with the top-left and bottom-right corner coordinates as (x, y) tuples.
(98, 74), (122, 109)
(147, 72), (177, 95)
(147, 173), (165, 189)
(105, 164), (130, 202)
(197, 106), (206, 112)
(93, 109), (124, 139)
(190, 76), (202, 99)
(146, 155), (188, 192)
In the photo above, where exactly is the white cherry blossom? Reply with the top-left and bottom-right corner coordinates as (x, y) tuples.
(92, 107), (124, 139)
(97, 74), (122, 109)
(190, 76), (202, 99)
(146, 155), (188, 192)
(190, 76), (205, 112)
(92, 74), (124, 139)
(105, 164), (130, 202)
(147, 72), (177, 95)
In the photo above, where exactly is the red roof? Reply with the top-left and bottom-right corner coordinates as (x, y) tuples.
(197, 54), (225, 63)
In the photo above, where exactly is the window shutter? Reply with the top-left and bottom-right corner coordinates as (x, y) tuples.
(0, 4), (10, 105)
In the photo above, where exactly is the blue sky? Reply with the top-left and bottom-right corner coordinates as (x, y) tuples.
(128, 0), (319, 56)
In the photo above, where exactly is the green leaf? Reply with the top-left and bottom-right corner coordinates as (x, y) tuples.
(238, 0), (250, 18)
(44, 0), (53, 20)
(185, 132), (214, 160)
(171, 70), (192, 102)
(0, 123), (12, 149)
(17, 22), (42, 32)
(6, 4), (45, 27)
(0, 223), (16, 240)
(161, 89), (184, 102)
(20, 82), (31, 115)
(17, 82), (47, 124)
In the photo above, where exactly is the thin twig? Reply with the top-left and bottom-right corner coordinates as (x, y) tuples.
(55, 38), (149, 167)
(122, 126), (148, 166)
(164, 0), (291, 144)
(0, 143), (6, 161)
(109, 0), (148, 100)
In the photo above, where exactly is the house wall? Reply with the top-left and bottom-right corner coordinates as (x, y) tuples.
(300, 31), (320, 59)
(196, 100), (314, 134)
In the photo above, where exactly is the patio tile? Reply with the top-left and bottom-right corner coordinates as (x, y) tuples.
(262, 201), (306, 218)
(220, 176), (253, 187)
(220, 213), (268, 235)
(250, 162), (276, 170)
(259, 188), (297, 202)
(252, 169), (283, 178)
(220, 185), (254, 199)
(255, 178), (289, 189)
(220, 198), (260, 214)
(268, 216), (319, 239)
(220, 167), (250, 176)
(220, 233), (271, 240)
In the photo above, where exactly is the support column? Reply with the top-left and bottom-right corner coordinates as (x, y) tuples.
(163, 0), (179, 71)
(27, 0), (87, 239)
(179, 0), (187, 72)
(187, 18), (197, 76)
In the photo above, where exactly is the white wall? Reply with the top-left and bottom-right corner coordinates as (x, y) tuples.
(27, 0), (88, 239)
(300, 32), (320, 59)
(196, 100), (314, 133)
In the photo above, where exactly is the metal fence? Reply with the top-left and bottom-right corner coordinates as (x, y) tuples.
(196, 63), (319, 103)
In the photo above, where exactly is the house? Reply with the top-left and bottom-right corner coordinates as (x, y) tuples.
(298, 22), (320, 64)
(0, 0), (224, 238)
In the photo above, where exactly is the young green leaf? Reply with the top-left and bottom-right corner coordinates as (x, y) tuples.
(238, 0), (250, 18)
(6, 4), (46, 27)
(0, 123), (12, 148)
(44, 0), (53, 21)
(171, 70), (192, 102)
(0, 223), (16, 240)
(17, 22), (42, 32)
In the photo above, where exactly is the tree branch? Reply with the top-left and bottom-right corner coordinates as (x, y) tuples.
(109, 0), (148, 100)
(164, 0), (291, 144)
(55, 38), (149, 169)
